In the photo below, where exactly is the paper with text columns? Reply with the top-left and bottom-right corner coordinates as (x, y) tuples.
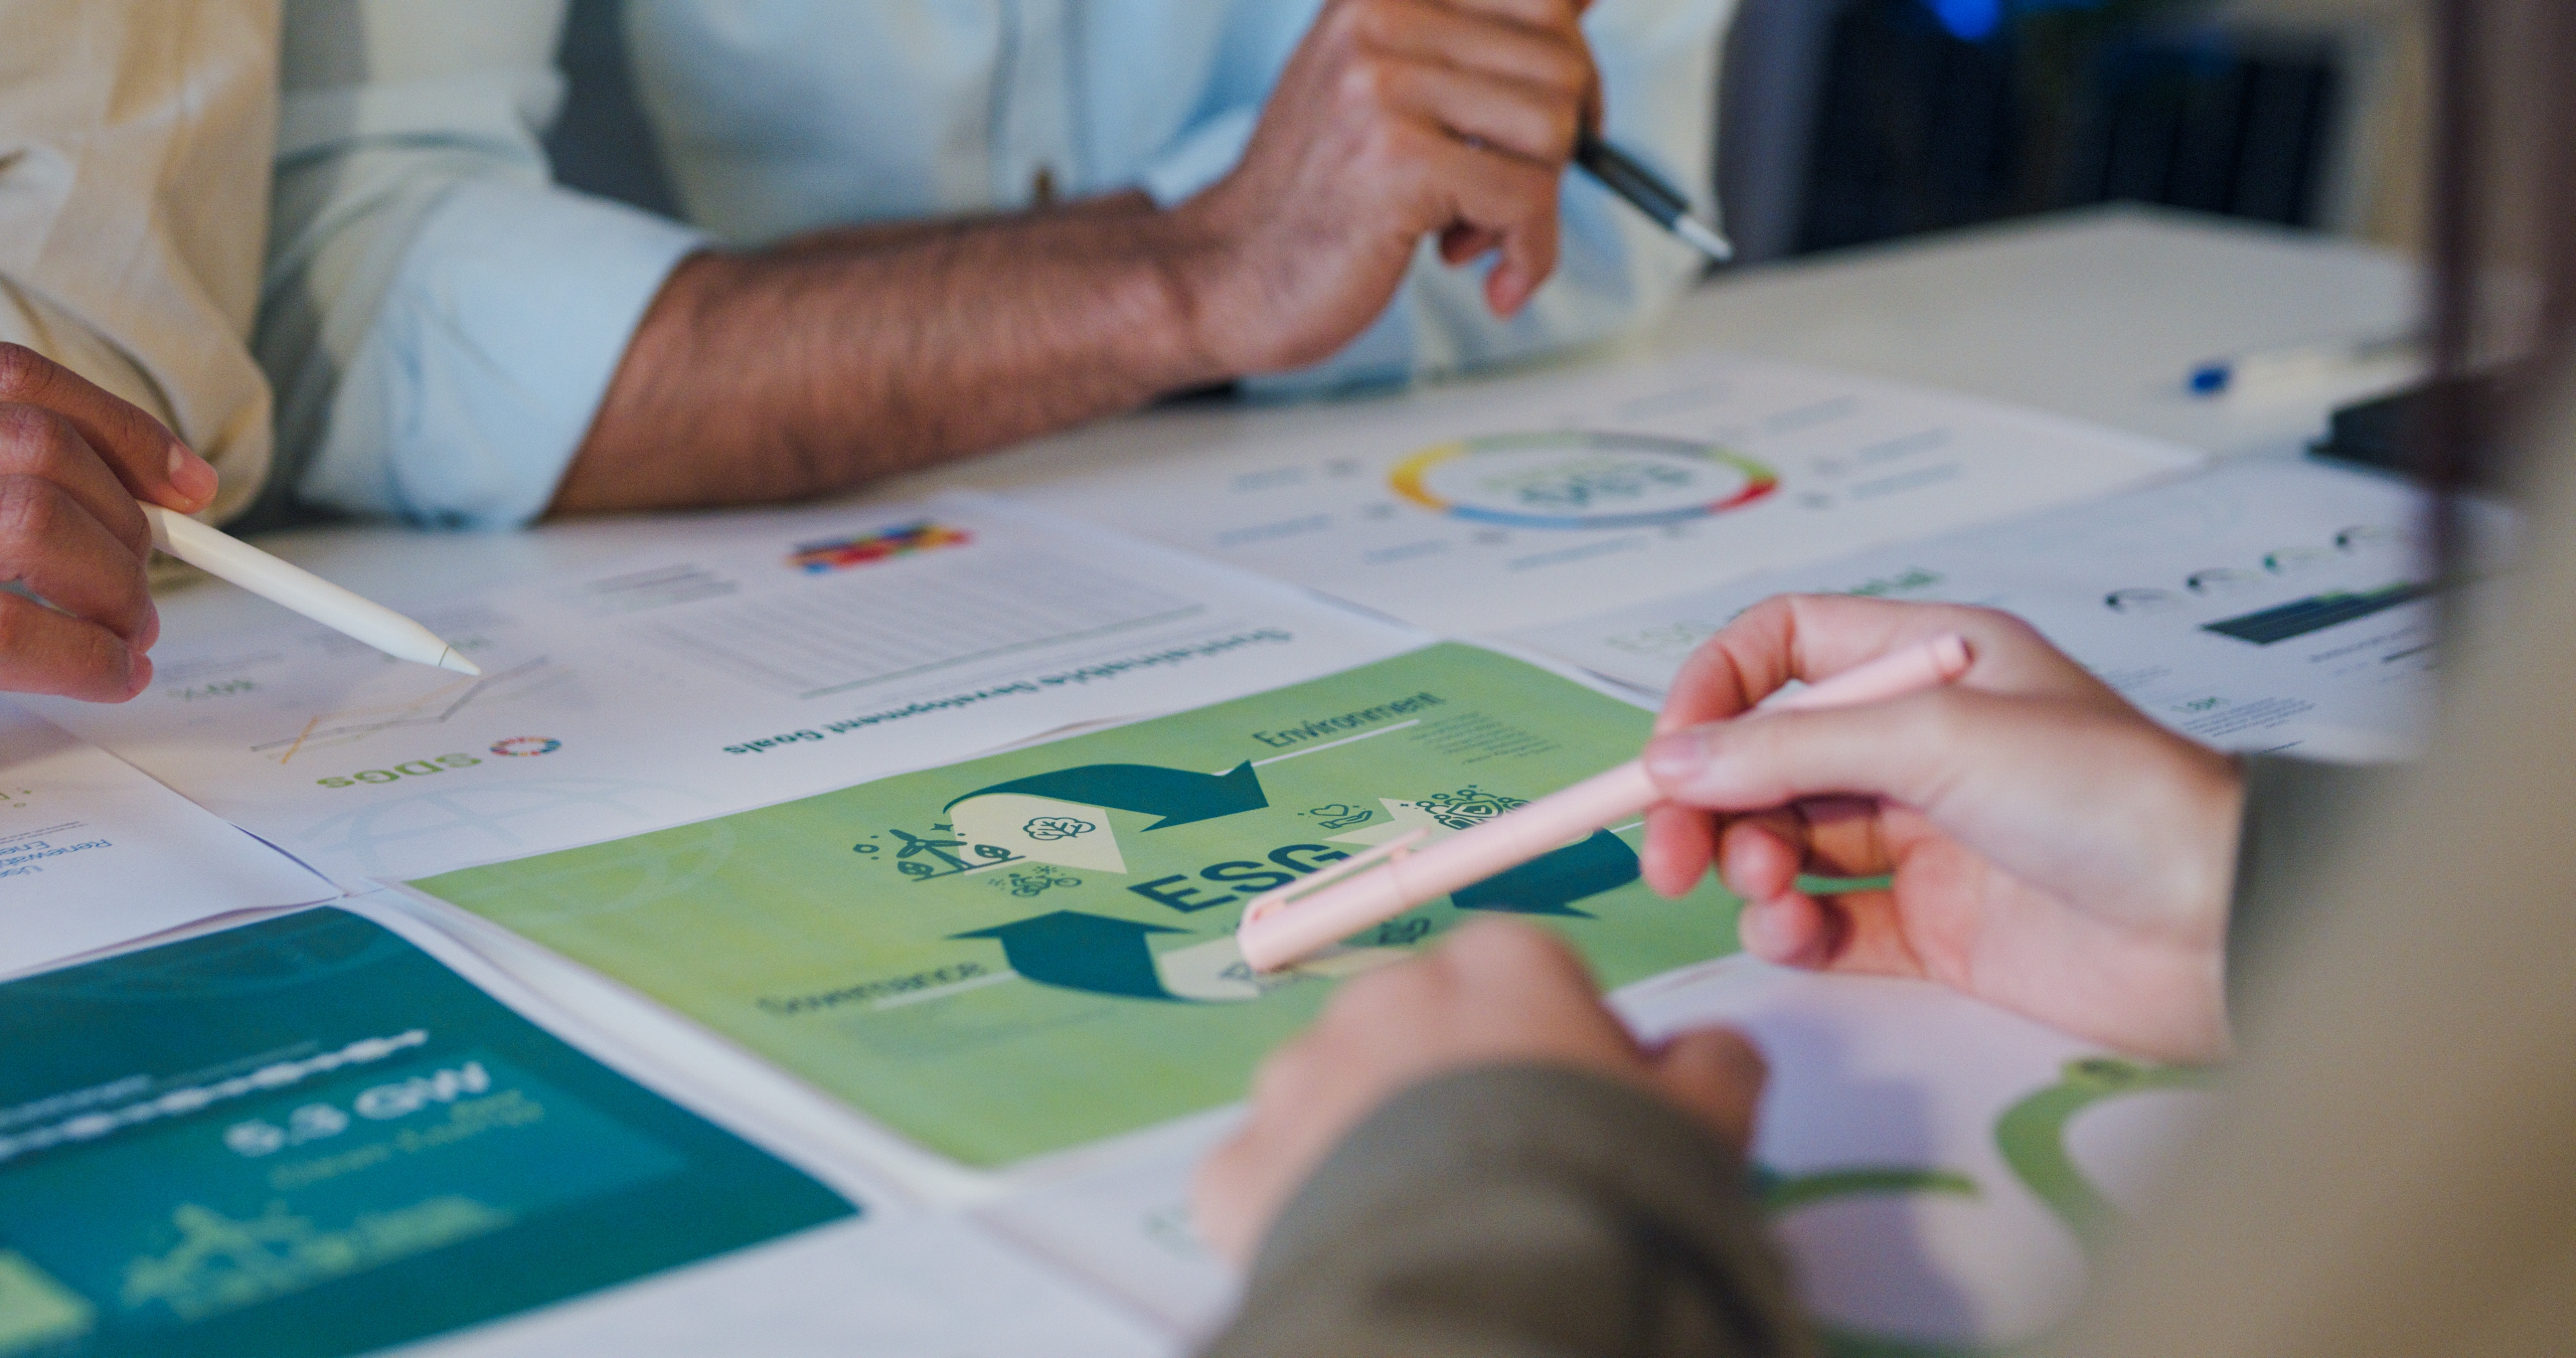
(29, 495), (1419, 887)
(0, 701), (335, 978)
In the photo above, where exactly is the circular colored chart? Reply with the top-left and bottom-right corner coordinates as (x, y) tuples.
(1389, 431), (1779, 531)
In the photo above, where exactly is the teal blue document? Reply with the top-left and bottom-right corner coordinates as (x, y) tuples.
(0, 909), (852, 1357)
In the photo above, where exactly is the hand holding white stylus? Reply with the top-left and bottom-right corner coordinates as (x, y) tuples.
(144, 506), (480, 676)
(1235, 634), (1974, 972)
(1640, 596), (2243, 1062)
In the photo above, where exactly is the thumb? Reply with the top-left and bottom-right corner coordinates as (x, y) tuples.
(1644, 1027), (1766, 1154)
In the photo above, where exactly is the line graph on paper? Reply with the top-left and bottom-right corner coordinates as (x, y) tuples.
(251, 658), (571, 764)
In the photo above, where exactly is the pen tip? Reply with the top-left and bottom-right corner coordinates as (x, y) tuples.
(436, 648), (482, 676)
(1676, 217), (1734, 262)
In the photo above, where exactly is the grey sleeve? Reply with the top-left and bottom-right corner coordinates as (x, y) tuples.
(1202, 1064), (1814, 1358)
(2226, 754), (2392, 1012)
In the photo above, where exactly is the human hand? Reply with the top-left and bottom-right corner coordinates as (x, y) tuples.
(1641, 596), (2243, 1063)
(1171, 0), (1597, 374)
(1192, 919), (1764, 1263)
(0, 343), (219, 701)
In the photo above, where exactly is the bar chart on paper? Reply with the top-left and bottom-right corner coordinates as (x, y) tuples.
(1515, 460), (2502, 758)
(30, 497), (1418, 884)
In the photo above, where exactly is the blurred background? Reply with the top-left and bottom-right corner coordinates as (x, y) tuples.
(547, 0), (2431, 267)
(1713, 0), (2425, 263)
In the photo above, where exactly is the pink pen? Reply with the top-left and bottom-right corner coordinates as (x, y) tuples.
(1235, 632), (1974, 971)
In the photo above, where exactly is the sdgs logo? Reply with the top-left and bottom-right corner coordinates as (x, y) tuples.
(313, 738), (561, 789)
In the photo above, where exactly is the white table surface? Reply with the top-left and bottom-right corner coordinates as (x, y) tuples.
(1652, 204), (2416, 459)
(192, 204), (2418, 618)
(102, 204), (2420, 1349)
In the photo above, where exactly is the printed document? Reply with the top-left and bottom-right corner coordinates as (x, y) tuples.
(0, 903), (1170, 1358)
(390, 640), (2221, 1346)
(28, 497), (1418, 886)
(406, 643), (1739, 1168)
(1615, 958), (2216, 1353)
(0, 702), (334, 976)
(0, 909), (851, 1357)
(912, 954), (2219, 1349)
(1031, 352), (2202, 633)
(363, 901), (1177, 1357)
(1515, 459), (2466, 757)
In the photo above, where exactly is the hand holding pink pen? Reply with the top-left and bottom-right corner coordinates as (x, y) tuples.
(1236, 633), (1976, 972)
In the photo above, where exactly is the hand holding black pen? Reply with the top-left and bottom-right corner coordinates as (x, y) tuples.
(1575, 132), (1733, 262)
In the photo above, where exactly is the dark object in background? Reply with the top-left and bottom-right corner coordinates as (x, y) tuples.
(2310, 370), (2531, 496)
(1799, 0), (2018, 252)
(2069, 31), (2338, 225)
(544, 0), (681, 216)
(1797, 0), (2340, 254)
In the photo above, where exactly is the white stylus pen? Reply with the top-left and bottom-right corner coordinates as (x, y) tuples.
(1236, 634), (1974, 971)
(143, 506), (481, 675)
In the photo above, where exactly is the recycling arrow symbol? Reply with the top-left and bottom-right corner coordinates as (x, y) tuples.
(1452, 829), (1639, 916)
(946, 761), (1268, 830)
(952, 911), (1189, 1000)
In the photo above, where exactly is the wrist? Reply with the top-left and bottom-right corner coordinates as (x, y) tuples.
(1145, 193), (1253, 384)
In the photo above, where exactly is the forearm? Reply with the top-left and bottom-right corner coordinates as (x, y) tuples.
(552, 193), (1226, 513)
(1205, 1064), (1813, 1358)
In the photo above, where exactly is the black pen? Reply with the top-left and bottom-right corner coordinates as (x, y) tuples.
(1574, 131), (1732, 262)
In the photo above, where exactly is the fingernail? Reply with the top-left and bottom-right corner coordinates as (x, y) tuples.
(1644, 731), (1710, 788)
(166, 441), (218, 507)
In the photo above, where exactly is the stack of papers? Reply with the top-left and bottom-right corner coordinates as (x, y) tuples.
(2, 353), (2460, 1356)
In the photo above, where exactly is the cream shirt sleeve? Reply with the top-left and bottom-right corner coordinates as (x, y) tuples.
(0, 0), (281, 525)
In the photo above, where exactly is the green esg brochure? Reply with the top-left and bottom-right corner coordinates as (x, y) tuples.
(0, 910), (849, 1358)
(414, 643), (1745, 1167)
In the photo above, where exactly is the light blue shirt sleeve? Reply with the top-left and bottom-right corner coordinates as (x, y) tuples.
(262, 0), (1727, 529)
(260, 0), (703, 529)
(1139, 0), (1733, 398)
